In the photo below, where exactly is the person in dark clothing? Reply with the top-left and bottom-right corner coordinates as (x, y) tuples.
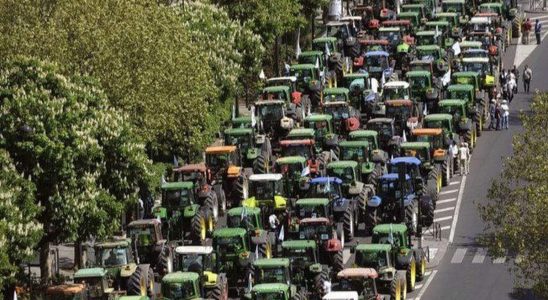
(512, 65), (519, 93)
(523, 65), (532, 93)
(495, 103), (502, 130)
(500, 69), (507, 87)
(535, 19), (542, 45)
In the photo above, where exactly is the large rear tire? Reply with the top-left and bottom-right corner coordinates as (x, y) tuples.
(406, 256), (416, 292)
(313, 270), (329, 297)
(127, 265), (147, 296)
(332, 250), (345, 275)
(232, 175), (248, 206)
(258, 242), (273, 259)
(441, 159), (450, 187)
(365, 207), (380, 235)
(157, 246), (173, 276)
(206, 273), (228, 300)
(420, 196), (434, 228)
(191, 209), (208, 244)
(405, 199), (418, 235)
(343, 206), (355, 241)
(252, 152), (269, 174)
(390, 271), (402, 300)
(367, 164), (383, 187)
(204, 191), (219, 223)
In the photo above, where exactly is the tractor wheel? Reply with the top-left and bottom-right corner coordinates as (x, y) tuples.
(441, 159), (450, 187)
(204, 191), (219, 223)
(365, 207), (380, 235)
(390, 271), (403, 300)
(357, 185), (373, 219)
(217, 188), (227, 217)
(261, 137), (272, 159)
(258, 242), (273, 259)
(406, 256), (416, 292)
(191, 209), (208, 244)
(343, 206), (355, 241)
(464, 127), (475, 152)
(427, 169), (440, 205)
(313, 270), (329, 296)
(420, 196), (434, 228)
(417, 254), (427, 281)
(316, 151), (331, 176)
(475, 108), (483, 137)
(292, 289), (306, 300)
(405, 199), (418, 235)
(400, 273), (407, 299)
(367, 164), (383, 188)
(332, 250), (345, 275)
(351, 43), (361, 59)
(335, 58), (344, 78)
(146, 267), (155, 298)
(157, 246), (173, 276)
(232, 175), (248, 206)
(206, 273), (228, 300)
(127, 265), (147, 296)
(252, 152), (269, 174)
(312, 89), (322, 107)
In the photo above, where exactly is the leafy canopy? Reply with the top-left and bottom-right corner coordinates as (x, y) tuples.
(480, 93), (548, 298)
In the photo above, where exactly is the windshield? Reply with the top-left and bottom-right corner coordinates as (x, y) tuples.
(253, 292), (286, 300)
(366, 55), (388, 69)
(409, 76), (428, 90)
(356, 250), (388, 269)
(383, 87), (409, 100)
(225, 134), (251, 151)
(463, 62), (488, 75)
(341, 146), (367, 161)
(327, 166), (354, 183)
(180, 254), (204, 273)
(128, 226), (155, 247)
(425, 120), (450, 131)
(99, 247), (128, 267)
(297, 204), (327, 219)
(228, 214), (257, 231)
(206, 153), (229, 171)
(216, 237), (244, 256)
(442, 3), (463, 13)
(324, 93), (347, 103)
(299, 224), (331, 240)
(258, 104), (284, 120)
(162, 282), (196, 299)
(163, 188), (191, 208)
(305, 182), (341, 199)
(250, 181), (276, 200)
(299, 55), (319, 65)
(417, 50), (439, 61)
(378, 180), (402, 199)
(403, 147), (429, 162)
(379, 31), (400, 44)
(449, 90), (471, 101)
(440, 105), (464, 117)
(292, 68), (313, 84)
(277, 162), (304, 177)
(256, 267), (288, 284)
(282, 144), (311, 158)
(368, 122), (393, 141)
(324, 104), (350, 120)
(418, 35), (436, 45)
(386, 105), (412, 120)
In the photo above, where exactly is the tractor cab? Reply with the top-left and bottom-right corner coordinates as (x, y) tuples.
(411, 128), (447, 150)
(312, 37), (340, 58)
(298, 51), (325, 70)
(384, 99), (418, 135)
(401, 3), (429, 21)
(72, 269), (122, 299)
(242, 174), (287, 211)
(303, 114), (339, 151)
(172, 163), (208, 186)
(446, 84), (475, 105)
(468, 16), (493, 33)
(406, 70), (440, 111)
(174, 245), (216, 274)
(253, 258), (292, 288)
(357, 40), (390, 58)
(161, 272), (201, 299)
(364, 51), (393, 80)
(441, 0), (468, 23)
(415, 30), (442, 47)
(400, 142), (432, 166)
(213, 228), (251, 267)
(289, 197), (332, 236)
(349, 130), (380, 150)
(366, 118), (400, 156)
(424, 21), (453, 48)
(397, 12), (421, 27)
(224, 127), (262, 168)
(254, 100), (294, 135)
(377, 26), (402, 48)
(338, 140), (374, 173)
(415, 45), (445, 62)
(353, 244), (398, 294)
(227, 207), (264, 232)
(461, 48), (489, 59)
(388, 156), (425, 190)
(205, 146), (241, 181)
(335, 268), (381, 299)
(423, 114), (459, 144)
(275, 156), (309, 199)
(322, 88), (361, 136)
(461, 57), (495, 88)
(261, 85), (291, 104)
(298, 217), (342, 250)
(279, 139), (316, 161)
(382, 81), (410, 101)
(290, 64), (323, 96)
(127, 219), (172, 275)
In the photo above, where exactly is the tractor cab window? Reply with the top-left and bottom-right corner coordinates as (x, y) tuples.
(162, 282), (196, 299)
(278, 163), (303, 177)
(251, 181), (275, 200)
(284, 248), (315, 266)
(324, 93), (346, 103)
(180, 254), (204, 273)
(305, 182), (341, 200)
(257, 267), (287, 283)
(375, 233), (401, 248)
(379, 180), (401, 199)
(379, 31), (400, 44)
(282, 145), (311, 159)
(299, 224), (331, 241)
(341, 147), (366, 161)
(206, 153), (229, 170)
(386, 105), (412, 120)
(229, 213), (257, 231)
(164, 188), (191, 207)
(292, 69), (313, 84)
(328, 167), (355, 183)
(216, 237), (245, 257)
(99, 247), (128, 267)
(225, 135), (252, 151)
(383, 88), (409, 100)
(409, 76), (428, 89)
(440, 105), (462, 120)
(356, 251), (388, 269)
(258, 104), (284, 121)
(463, 62), (487, 76)
(297, 205), (326, 219)
(128, 227), (155, 247)
(366, 56), (388, 69)
(254, 292), (286, 300)
(325, 104), (350, 120)
(338, 278), (362, 294)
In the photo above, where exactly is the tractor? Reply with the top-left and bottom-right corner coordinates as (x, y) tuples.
(226, 206), (277, 257)
(338, 140), (385, 186)
(353, 244), (409, 299)
(241, 174), (289, 222)
(224, 127), (272, 175)
(422, 113), (462, 150)
(275, 155), (310, 200)
(126, 219), (173, 276)
(414, 45), (449, 77)
(397, 11), (421, 27)
(334, 268), (391, 300)
(279, 139), (332, 177)
(312, 36), (346, 81)
(172, 163), (227, 217)
(290, 64), (324, 107)
(406, 70), (442, 115)
(382, 81), (411, 102)
(434, 12), (463, 39)
(297, 218), (345, 276)
(415, 30), (443, 48)
(377, 26), (403, 49)
(322, 87), (361, 137)
(160, 271), (227, 300)
(401, 3), (430, 20)
(340, 72), (381, 122)
(324, 20), (361, 59)
(424, 21), (455, 49)
(366, 118), (402, 157)
(384, 99), (420, 137)
(172, 245), (228, 299)
(370, 224), (428, 293)
(460, 57), (497, 92)
(437, 99), (478, 150)
(77, 239), (154, 298)
(364, 51), (394, 82)
(254, 99), (296, 142)
(246, 258), (306, 299)
(212, 227), (270, 295)
(399, 142), (445, 200)
(205, 145), (248, 208)
(446, 79), (487, 134)
(441, 0), (469, 24)
(302, 114), (340, 152)
(153, 181), (213, 244)
(410, 128), (455, 186)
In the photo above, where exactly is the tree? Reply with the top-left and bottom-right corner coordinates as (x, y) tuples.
(0, 150), (42, 291)
(479, 93), (548, 298)
(0, 0), (262, 161)
(0, 57), (152, 283)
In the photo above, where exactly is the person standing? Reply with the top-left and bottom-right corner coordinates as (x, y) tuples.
(523, 65), (532, 93)
(450, 140), (459, 173)
(501, 100), (509, 129)
(495, 102), (502, 130)
(535, 19), (542, 45)
(458, 142), (470, 176)
(524, 18), (532, 44)
(500, 69), (507, 87)
(489, 98), (497, 130)
(512, 65), (520, 93)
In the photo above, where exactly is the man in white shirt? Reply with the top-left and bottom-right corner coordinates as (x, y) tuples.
(501, 100), (509, 129)
(459, 142), (470, 175)
(449, 140), (459, 173)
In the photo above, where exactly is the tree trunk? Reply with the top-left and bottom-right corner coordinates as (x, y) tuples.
(274, 36), (280, 77)
(74, 239), (83, 270)
(40, 243), (51, 284)
(311, 14), (316, 40)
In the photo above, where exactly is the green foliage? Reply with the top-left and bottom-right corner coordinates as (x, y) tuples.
(0, 57), (151, 260)
(479, 93), (548, 298)
(0, 0), (263, 161)
(0, 150), (41, 288)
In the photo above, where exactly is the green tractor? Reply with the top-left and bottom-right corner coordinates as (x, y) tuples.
(312, 36), (345, 81)
(366, 118), (402, 157)
(414, 45), (449, 77)
(77, 239), (154, 298)
(275, 156), (310, 200)
(441, 0), (469, 24)
(322, 88), (361, 137)
(338, 140), (385, 186)
(245, 258), (307, 299)
(153, 181), (213, 244)
(212, 227), (269, 296)
(341, 72), (380, 120)
(279, 138), (333, 177)
(254, 99), (296, 141)
(126, 219), (173, 277)
(290, 64), (324, 107)
(451, 72), (488, 135)
(437, 99), (478, 150)
(406, 70), (442, 115)
(424, 21), (455, 48)
(224, 127), (272, 174)
(226, 206), (276, 257)
(399, 142), (445, 198)
(160, 271), (226, 300)
(205, 145), (248, 209)
(371, 224), (428, 292)
(422, 113), (462, 148)
(353, 244), (409, 299)
(172, 245), (228, 299)
(241, 173), (288, 220)
(411, 128), (456, 187)
(261, 84), (311, 123)
(302, 114), (340, 152)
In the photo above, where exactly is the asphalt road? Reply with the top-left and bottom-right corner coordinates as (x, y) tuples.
(414, 25), (548, 300)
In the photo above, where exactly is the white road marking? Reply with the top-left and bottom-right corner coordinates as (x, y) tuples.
(437, 197), (457, 204)
(434, 206), (455, 213)
(429, 248), (438, 260)
(449, 181), (460, 185)
(415, 284), (424, 289)
(472, 248), (487, 264)
(343, 248), (351, 264)
(451, 248), (467, 264)
(440, 226), (451, 231)
(440, 189), (459, 195)
(415, 270), (438, 300)
(434, 215), (453, 222)
(492, 256), (506, 264)
(449, 174), (467, 243)
(425, 270), (432, 276)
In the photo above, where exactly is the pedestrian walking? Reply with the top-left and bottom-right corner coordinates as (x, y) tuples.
(489, 98), (497, 130)
(500, 69), (507, 87)
(495, 103), (503, 130)
(501, 100), (509, 129)
(458, 142), (470, 175)
(523, 65), (532, 93)
(512, 65), (519, 93)
(535, 19), (542, 45)
(506, 79), (515, 103)
(524, 18), (532, 44)
(450, 140), (459, 173)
